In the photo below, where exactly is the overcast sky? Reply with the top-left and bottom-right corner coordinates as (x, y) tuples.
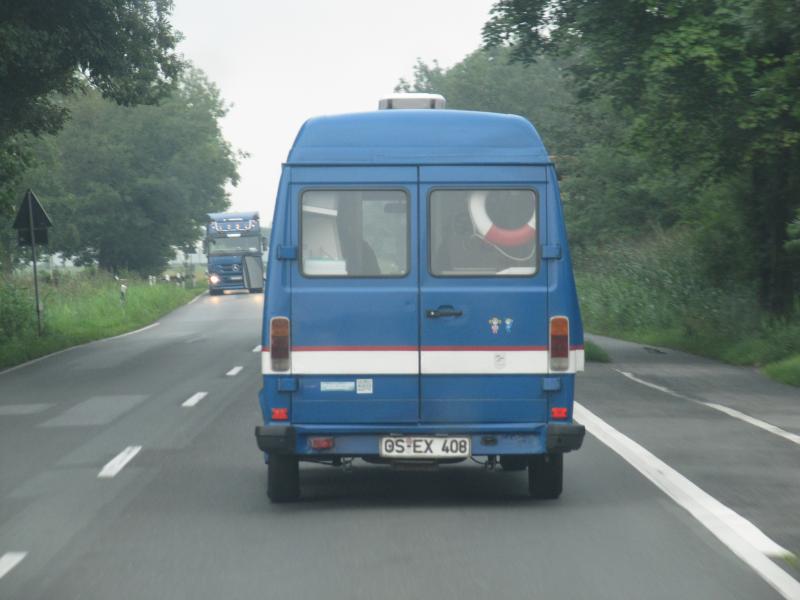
(171, 0), (497, 218)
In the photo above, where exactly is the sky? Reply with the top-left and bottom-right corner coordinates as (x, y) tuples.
(171, 0), (497, 218)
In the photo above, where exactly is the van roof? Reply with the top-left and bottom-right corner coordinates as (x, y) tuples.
(287, 110), (550, 165)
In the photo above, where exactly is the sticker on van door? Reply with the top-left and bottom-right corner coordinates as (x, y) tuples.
(320, 381), (356, 392)
(356, 379), (373, 394)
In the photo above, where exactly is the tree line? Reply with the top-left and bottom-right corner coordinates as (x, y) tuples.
(0, 1), (238, 275)
(402, 0), (799, 318)
(485, 0), (800, 316)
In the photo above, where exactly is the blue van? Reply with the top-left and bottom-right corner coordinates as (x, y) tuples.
(256, 94), (585, 502)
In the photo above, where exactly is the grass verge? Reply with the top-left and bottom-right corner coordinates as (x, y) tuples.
(574, 235), (800, 387)
(0, 271), (203, 371)
(763, 355), (800, 387)
(585, 339), (611, 363)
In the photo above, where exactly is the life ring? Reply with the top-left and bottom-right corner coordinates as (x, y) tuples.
(468, 191), (536, 247)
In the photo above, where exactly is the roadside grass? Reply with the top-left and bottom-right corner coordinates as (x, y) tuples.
(585, 339), (611, 363)
(0, 270), (203, 371)
(574, 235), (800, 387)
(764, 355), (800, 387)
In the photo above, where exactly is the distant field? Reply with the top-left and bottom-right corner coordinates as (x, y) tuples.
(0, 271), (203, 371)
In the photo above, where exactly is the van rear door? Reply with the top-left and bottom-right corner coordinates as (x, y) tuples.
(289, 168), (419, 424)
(419, 166), (549, 423)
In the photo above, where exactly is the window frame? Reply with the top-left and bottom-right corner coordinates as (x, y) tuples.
(299, 187), (412, 279)
(427, 186), (541, 279)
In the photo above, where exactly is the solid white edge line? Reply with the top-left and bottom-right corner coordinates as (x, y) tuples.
(0, 552), (27, 580)
(614, 369), (686, 398)
(181, 392), (208, 407)
(0, 289), (206, 377)
(187, 291), (207, 306)
(252, 345), (261, 353)
(574, 402), (800, 600)
(226, 366), (243, 376)
(703, 402), (800, 446)
(615, 369), (800, 446)
(0, 323), (160, 377)
(98, 445), (142, 479)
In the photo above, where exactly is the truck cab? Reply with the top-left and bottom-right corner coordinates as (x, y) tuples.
(205, 211), (264, 295)
(256, 95), (585, 502)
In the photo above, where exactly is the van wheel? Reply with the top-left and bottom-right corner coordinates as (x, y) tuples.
(499, 456), (528, 471)
(528, 453), (563, 499)
(267, 454), (299, 503)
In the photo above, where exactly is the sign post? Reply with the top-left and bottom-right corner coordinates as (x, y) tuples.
(12, 189), (53, 336)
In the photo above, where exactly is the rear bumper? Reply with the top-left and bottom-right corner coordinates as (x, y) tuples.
(546, 423), (585, 452)
(255, 425), (296, 453)
(210, 281), (246, 290)
(255, 422), (584, 456)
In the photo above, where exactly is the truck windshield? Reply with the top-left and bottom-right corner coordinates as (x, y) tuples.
(208, 236), (260, 255)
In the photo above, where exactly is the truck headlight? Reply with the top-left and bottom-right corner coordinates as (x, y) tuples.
(209, 274), (220, 284)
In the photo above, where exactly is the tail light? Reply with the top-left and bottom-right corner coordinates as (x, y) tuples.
(550, 316), (569, 371)
(551, 407), (568, 420)
(309, 437), (335, 450)
(270, 316), (291, 371)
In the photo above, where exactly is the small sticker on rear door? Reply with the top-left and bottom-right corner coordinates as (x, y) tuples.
(356, 379), (373, 394)
(320, 381), (355, 392)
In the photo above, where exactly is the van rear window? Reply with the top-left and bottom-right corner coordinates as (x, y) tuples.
(301, 190), (409, 277)
(430, 189), (538, 277)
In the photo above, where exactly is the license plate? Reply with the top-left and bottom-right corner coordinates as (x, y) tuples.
(379, 436), (471, 459)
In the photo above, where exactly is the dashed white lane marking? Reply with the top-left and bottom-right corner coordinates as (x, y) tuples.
(574, 402), (799, 599)
(614, 369), (800, 446)
(226, 366), (243, 376)
(0, 552), (27, 580)
(182, 392), (208, 407)
(98, 446), (142, 478)
(252, 345), (261, 353)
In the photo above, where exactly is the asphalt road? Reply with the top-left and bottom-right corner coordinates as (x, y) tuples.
(0, 292), (798, 600)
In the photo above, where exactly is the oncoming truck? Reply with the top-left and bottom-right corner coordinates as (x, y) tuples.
(205, 211), (264, 295)
(255, 94), (585, 502)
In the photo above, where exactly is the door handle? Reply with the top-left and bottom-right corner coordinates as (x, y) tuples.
(426, 306), (463, 318)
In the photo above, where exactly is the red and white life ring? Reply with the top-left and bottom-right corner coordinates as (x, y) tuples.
(468, 191), (536, 247)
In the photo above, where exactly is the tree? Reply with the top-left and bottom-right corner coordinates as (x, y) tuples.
(484, 0), (800, 315)
(19, 68), (239, 275)
(396, 48), (690, 250)
(0, 0), (183, 214)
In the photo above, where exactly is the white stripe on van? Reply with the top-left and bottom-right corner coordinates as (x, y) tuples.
(261, 348), (584, 375)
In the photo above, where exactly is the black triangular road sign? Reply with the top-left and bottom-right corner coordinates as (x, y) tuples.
(13, 189), (53, 230)
(13, 189), (53, 246)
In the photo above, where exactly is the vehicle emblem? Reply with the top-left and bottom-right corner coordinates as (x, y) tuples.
(488, 316), (501, 335)
(232, 264), (240, 272)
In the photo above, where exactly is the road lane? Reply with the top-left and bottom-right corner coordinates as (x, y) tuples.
(20, 407), (782, 600)
(583, 334), (800, 560)
(0, 296), (796, 599)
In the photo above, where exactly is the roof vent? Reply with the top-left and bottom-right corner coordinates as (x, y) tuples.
(379, 93), (446, 110)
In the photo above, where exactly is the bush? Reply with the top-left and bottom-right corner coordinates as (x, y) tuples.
(574, 230), (799, 385)
(0, 279), (34, 338)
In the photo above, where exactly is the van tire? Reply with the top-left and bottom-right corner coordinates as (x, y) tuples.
(267, 454), (300, 502)
(499, 456), (528, 471)
(528, 453), (563, 499)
